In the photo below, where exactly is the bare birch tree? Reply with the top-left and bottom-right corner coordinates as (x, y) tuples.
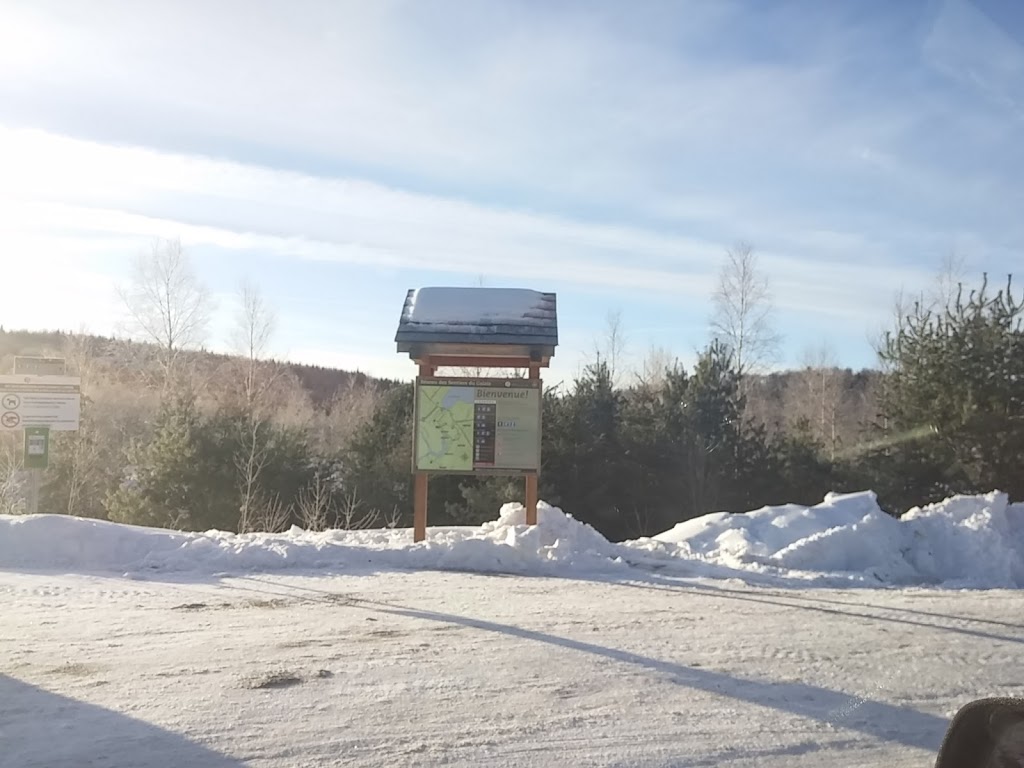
(872, 251), (968, 364)
(231, 280), (281, 531)
(797, 341), (843, 460)
(0, 434), (24, 515)
(637, 344), (675, 392)
(316, 378), (381, 453)
(237, 492), (290, 534)
(933, 249), (968, 310)
(118, 238), (211, 388)
(709, 242), (780, 378)
(55, 332), (104, 516)
(297, 472), (334, 532)
(594, 309), (628, 387)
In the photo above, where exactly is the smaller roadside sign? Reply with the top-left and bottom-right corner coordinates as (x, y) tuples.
(0, 375), (81, 431)
(24, 427), (50, 470)
(14, 357), (67, 376)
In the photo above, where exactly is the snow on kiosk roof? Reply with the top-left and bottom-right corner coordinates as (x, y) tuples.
(395, 287), (557, 367)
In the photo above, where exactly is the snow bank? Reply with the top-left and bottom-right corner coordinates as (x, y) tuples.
(2, 493), (1022, 587)
(648, 491), (1024, 588)
(0, 502), (626, 579)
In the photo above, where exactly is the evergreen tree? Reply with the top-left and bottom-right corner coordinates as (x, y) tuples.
(680, 340), (746, 515)
(43, 393), (113, 519)
(540, 359), (629, 537)
(874, 274), (1024, 507)
(106, 391), (204, 529)
(765, 418), (836, 507)
(341, 383), (414, 523)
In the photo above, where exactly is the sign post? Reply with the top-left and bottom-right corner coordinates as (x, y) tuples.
(412, 374), (544, 532)
(3, 360), (80, 516)
(0, 375), (81, 432)
(14, 357), (67, 376)
(23, 427), (49, 516)
(395, 287), (557, 542)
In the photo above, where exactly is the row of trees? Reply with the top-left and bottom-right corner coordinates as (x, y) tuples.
(1, 240), (1021, 542)
(1, 241), (389, 532)
(341, 270), (1023, 540)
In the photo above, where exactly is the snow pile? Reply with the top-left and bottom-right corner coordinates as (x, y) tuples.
(653, 492), (881, 559)
(900, 493), (1024, 587)
(649, 491), (1024, 588)
(1, 493), (1022, 587)
(386, 502), (625, 574)
(0, 502), (625, 578)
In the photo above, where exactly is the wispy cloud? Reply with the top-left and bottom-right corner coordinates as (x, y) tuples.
(0, 125), (937, 321)
(0, 0), (1021, 375)
(924, 0), (1024, 120)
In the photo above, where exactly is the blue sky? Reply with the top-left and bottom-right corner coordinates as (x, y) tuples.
(0, 0), (1021, 384)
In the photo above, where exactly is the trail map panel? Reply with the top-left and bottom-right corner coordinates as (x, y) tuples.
(415, 378), (541, 474)
(415, 383), (475, 471)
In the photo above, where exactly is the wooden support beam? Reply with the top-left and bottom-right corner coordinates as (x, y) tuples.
(525, 474), (538, 526)
(414, 361), (434, 542)
(414, 473), (428, 543)
(525, 362), (541, 525)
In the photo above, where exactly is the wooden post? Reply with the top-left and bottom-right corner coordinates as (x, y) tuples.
(414, 472), (428, 543)
(525, 363), (541, 526)
(414, 362), (435, 543)
(28, 468), (40, 516)
(525, 474), (538, 526)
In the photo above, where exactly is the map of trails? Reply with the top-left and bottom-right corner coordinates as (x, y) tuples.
(416, 384), (475, 471)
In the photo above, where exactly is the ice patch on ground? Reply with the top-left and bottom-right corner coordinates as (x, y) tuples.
(1, 493), (1022, 587)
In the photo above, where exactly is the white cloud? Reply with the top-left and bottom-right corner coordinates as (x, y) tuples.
(0, 238), (119, 333)
(1, 0), (987, 212)
(1, 1), (1020, 377)
(924, 0), (1024, 120)
(0, 125), (941, 323)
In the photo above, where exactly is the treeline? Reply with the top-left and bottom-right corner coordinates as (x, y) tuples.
(344, 274), (1024, 540)
(0, 329), (391, 405)
(0, 331), (388, 530)
(1, 240), (1021, 542)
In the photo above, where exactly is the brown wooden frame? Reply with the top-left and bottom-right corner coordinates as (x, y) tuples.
(411, 354), (547, 542)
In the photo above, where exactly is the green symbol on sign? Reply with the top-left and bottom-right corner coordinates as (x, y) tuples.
(2, 394), (19, 410)
(24, 427), (49, 470)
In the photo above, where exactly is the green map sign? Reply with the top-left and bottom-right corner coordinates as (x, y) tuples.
(414, 378), (541, 474)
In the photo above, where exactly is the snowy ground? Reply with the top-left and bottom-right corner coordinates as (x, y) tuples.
(3, 492), (1023, 767)
(4, 567), (1024, 768)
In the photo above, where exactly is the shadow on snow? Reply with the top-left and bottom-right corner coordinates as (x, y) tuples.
(0, 675), (244, 768)
(364, 602), (949, 753)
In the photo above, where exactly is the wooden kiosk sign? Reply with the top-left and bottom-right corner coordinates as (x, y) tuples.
(396, 287), (557, 542)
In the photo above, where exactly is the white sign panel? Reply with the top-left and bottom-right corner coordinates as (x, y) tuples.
(0, 375), (81, 431)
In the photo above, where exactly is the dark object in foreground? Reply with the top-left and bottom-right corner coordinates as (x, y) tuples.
(935, 697), (1024, 767)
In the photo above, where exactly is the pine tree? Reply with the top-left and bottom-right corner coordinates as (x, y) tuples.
(341, 384), (414, 524)
(106, 391), (203, 529)
(875, 274), (1024, 506)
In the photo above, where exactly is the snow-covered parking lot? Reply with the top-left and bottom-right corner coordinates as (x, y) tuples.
(4, 569), (1024, 767)
(3, 492), (1023, 767)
